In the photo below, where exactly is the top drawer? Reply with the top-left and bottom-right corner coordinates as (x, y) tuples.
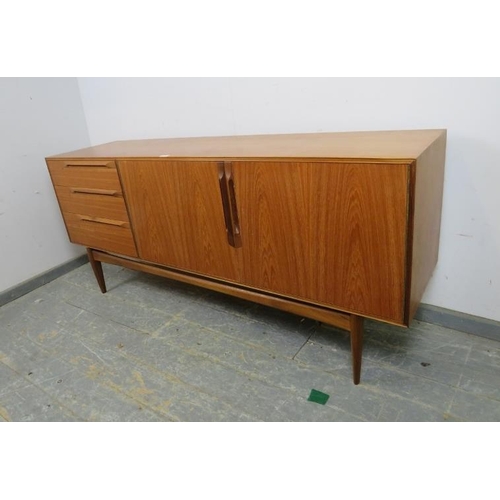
(46, 160), (121, 190)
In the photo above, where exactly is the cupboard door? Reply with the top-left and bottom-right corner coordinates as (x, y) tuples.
(233, 161), (409, 323)
(118, 160), (241, 282)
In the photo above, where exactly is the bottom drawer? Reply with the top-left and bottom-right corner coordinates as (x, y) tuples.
(63, 212), (137, 257)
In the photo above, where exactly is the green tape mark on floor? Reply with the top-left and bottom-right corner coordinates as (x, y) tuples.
(307, 389), (330, 405)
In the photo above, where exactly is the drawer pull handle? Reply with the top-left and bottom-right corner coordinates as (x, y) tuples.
(71, 188), (119, 196)
(225, 163), (242, 247)
(78, 215), (128, 228)
(218, 162), (242, 248)
(64, 161), (115, 169)
(218, 162), (235, 247)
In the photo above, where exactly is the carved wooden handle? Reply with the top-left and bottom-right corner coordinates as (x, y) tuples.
(78, 215), (128, 228)
(225, 163), (242, 247)
(64, 161), (115, 168)
(71, 188), (119, 196)
(218, 162), (235, 247)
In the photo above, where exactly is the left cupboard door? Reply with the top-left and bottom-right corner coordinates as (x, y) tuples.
(118, 160), (242, 283)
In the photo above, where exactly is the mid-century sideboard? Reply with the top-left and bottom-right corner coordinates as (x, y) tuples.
(46, 130), (447, 384)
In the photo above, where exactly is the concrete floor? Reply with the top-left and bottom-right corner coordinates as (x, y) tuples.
(1, 262), (499, 421)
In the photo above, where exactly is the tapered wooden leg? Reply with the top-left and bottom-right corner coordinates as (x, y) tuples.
(87, 248), (106, 293)
(349, 315), (364, 385)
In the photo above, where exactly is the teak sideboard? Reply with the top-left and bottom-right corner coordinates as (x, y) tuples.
(46, 130), (447, 384)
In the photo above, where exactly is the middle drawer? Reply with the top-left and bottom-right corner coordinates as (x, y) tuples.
(54, 185), (130, 221)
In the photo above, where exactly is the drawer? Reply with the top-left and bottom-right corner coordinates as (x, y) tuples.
(63, 212), (137, 257)
(54, 185), (129, 221)
(47, 159), (121, 190)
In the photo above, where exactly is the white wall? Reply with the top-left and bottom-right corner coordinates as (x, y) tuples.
(0, 78), (90, 294)
(78, 78), (500, 322)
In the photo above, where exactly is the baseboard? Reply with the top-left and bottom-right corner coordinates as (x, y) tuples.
(415, 303), (500, 342)
(0, 254), (88, 307)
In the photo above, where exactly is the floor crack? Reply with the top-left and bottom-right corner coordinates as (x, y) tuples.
(292, 327), (315, 360)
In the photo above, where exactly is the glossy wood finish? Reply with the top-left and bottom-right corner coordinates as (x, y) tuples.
(48, 129), (444, 161)
(406, 131), (447, 322)
(70, 188), (119, 196)
(47, 158), (137, 258)
(76, 215), (130, 228)
(60, 160), (116, 168)
(46, 130), (447, 385)
(47, 160), (121, 189)
(217, 162), (237, 247)
(234, 161), (409, 323)
(118, 160), (241, 281)
(54, 185), (129, 221)
(222, 162), (242, 248)
(63, 212), (137, 257)
(87, 248), (106, 293)
(217, 161), (241, 248)
(350, 316), (364, 385)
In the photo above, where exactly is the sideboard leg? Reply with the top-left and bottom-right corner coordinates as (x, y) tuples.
(87, 248), (107, 293)
(349, 315), (364, 385)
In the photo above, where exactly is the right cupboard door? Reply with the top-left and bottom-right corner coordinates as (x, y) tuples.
(233, 161), (410, 324)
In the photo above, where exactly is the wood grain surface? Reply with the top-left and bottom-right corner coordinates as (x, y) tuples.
(406, 131), (447, 322)
(47, 130), (446, 329)
(118, 160), (242, 282)
(63, 212), (137, 257)
(87, 248), (107, 293)
(53, 185), (129, 221)
(47, 130), (445, 161)
(47, 159), (121, 190)
(350, 315), (364, 385)
(234, 161), (409, 323)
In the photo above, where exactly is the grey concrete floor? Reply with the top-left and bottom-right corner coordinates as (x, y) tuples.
(1, 262), (499, 421)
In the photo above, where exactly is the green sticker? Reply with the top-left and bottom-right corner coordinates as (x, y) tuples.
(307, 389), (330, 405)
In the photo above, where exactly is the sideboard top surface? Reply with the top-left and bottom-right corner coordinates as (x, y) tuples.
(47, 129), (446, 161)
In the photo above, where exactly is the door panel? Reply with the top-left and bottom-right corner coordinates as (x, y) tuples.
(233, 162), (409, 323)
(118, 160), (241, 282)
(232, 161), (311, 297)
